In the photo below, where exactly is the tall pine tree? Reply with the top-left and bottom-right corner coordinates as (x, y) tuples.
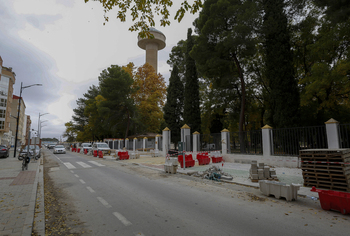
(183, 28), (201, 133)
(163, 65), (184, 146)
(263, 0), (300, 128)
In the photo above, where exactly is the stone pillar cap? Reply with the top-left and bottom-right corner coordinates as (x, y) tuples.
(181, 124), (190, 129)
(325, 118), (338, 124)
(143, 137), (147, 139)
(262, 124), (273, 129)
(163, 127), (170, 131)
(221, 129), (229, 132)
(193, 131), (200, 134)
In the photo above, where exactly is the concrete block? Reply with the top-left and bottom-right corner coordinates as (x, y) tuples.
(259, 163), (265, 168)
(250, 174), (259, 180)
(269, 170), (276, 176)
(264, 166), (270, 178)
(259, 180), (301, 201)
(270, 175), (278, 179)
(251, 160), (257, 165)
(250, 169), (258, 174)
(258, 172), (264, 179)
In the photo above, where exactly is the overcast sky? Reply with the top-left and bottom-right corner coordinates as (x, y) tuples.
(0, 0), (198, 140)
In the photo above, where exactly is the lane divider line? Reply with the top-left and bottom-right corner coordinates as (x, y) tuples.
(74, 174), (79, 178)
(97, 197), (112, 208)
(113, 212), (132, 226)
(70, 171), (74, 174)
(86, 186), (95, 193)
(79, 179), (86, 184)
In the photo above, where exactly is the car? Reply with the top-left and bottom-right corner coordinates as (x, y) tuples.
(18, 145), (41, 160)
(0, 145), (9, 158)
(53, 145), (66, 154)
(81, 143), (92, 152)
(92, 142), (111, 155)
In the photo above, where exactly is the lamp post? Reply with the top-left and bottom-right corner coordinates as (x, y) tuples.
(13, 82), (42, 157)
(38, 113), (49, 146)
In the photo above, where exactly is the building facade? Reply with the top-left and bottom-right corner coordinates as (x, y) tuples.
(0, 56), (16, 146)
(10, 95), (26, 146)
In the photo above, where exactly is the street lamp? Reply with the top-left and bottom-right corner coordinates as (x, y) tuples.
(13, 82), (42, 157)
(38, 113), (49, 145)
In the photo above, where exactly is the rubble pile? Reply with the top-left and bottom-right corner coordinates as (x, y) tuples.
(191, 166), (233, 181)
(249, 160), (278, 182)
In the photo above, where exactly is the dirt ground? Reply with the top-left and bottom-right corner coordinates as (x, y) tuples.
(43, 154), (90, 235)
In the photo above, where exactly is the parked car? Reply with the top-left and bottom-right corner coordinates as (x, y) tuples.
(18, 145), (41, 160)
(53, 145), (66, 154)
(0, 145), (9, 158)
(81, 143), (92, 152)
(48, 144), (56, 149)
(92, 142), (111, 155)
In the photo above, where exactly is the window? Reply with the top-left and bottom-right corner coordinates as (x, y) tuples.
(0, 98), (6, 107)
(0, 120), (4, 129)
(0, 110), (5, 118)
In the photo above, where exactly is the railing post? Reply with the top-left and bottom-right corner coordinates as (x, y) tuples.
(325, 118), (340, 149)
(181, 124), (191, 151)
(125, 138), (129, 150)
(262, 125), (273, 157)
(193, 131), (200, 159)
(221, 129), (230, 155)
(133, 138), (137, 152)
(155, 134), (160, 151)
(162, 127), (170, 156)
(143, 137), (148, 152)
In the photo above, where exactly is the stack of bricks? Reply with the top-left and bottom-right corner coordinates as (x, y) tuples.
(249, 161), (278, 182)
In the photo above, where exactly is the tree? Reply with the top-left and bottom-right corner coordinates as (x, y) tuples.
(62, 121), (76, 142)
(163, 65), (184, 146)
(167, 39), (187, 78)
(192, 0), (260, 151)
(84, 0), (203, 37)
(313, 0), (350, 23)
(263, 0), (300, 128)
(99, 64), (136, 138)
(128, 63), (167, 133)
(183, 28), (201, 133)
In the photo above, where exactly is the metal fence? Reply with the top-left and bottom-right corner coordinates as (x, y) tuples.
(199, 133), (222, 152)
(272, 125), (328, 156)
(339, 123), (350, 148)
(229, 130), (263, 155)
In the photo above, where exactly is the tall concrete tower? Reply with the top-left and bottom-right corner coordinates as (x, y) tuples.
(138, 27), (166, 73)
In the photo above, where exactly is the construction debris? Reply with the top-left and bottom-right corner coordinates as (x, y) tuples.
(190, 166), (233, 182)
(249, 160), (278, 182)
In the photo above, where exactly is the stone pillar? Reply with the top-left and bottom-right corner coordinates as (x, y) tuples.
(125, 138), (129, 150)
(143, 137), (148, 151)
(262, 125), (273, 157)
(162, 127), (170, 156)
(133, 138), (137, 152)
(112, 139), (115, 150)
(325, 118), (340, 149)
(193, 131), (200, 159)
(221, 129), (230, 155)
(155, 134), (160, 150)
(117, 139), (121, 150)
(181, 124), (191, 151)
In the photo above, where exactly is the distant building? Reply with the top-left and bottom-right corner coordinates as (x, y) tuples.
(0, 56), (16, 146)
(10, 95), (26, 145)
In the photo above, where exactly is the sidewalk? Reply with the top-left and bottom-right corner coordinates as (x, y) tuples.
(0, 149), (44, 236)
(111, 153), (319, 198)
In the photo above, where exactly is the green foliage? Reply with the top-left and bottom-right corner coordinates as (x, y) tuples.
(84, 0), (203, 37)
(263, 0), (300, 128)
(163, 65), (184, 145)
(183, 28), (201, 133)
(62, 121), (76, 142)
(313, 0), (350, 23)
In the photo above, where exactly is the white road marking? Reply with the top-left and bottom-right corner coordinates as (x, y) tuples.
(113, 212), (132, 226)
(70, 171), (74, 173)
(74, 174), (79, 178)
(88, 161), (105, 167)
(50, 167), (60, 172)
(63, 162), (76, 169)
(76, 162), (92, 168)
(97, 197), (112, 208)
(86, 186), (95, 193)
(79, 179), (86, 184)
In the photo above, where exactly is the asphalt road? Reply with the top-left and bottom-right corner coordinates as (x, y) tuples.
(44, 149), (350, 236)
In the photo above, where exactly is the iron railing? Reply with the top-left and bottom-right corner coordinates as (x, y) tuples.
(199, 133), (222, 152)
(229, 130), (263, 154)
(339, 123), (350, 148)
(272, 125), (327, 156)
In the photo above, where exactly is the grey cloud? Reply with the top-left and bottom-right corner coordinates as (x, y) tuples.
(25, 14), (63, 31)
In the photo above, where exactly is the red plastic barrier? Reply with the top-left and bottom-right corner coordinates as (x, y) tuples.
(211, 156), (223, 163)
(197, 153), (210, 165)
(72, 148), (76, 152)
(98, 150), (103, 158)
(178, 154), (195, 168)
(77, 148), (80, 153)
(93, 150), (98, 157)
(311, 187), (350, 215)
(84, 149), (88, 154)
(118, 151), (129, 160)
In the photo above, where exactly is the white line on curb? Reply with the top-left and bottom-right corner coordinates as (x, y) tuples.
(86, 186), (95, 193)
(97, 197), (112, 208)
(79, 179), (86, 184)
(113, 212), (132, 226)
